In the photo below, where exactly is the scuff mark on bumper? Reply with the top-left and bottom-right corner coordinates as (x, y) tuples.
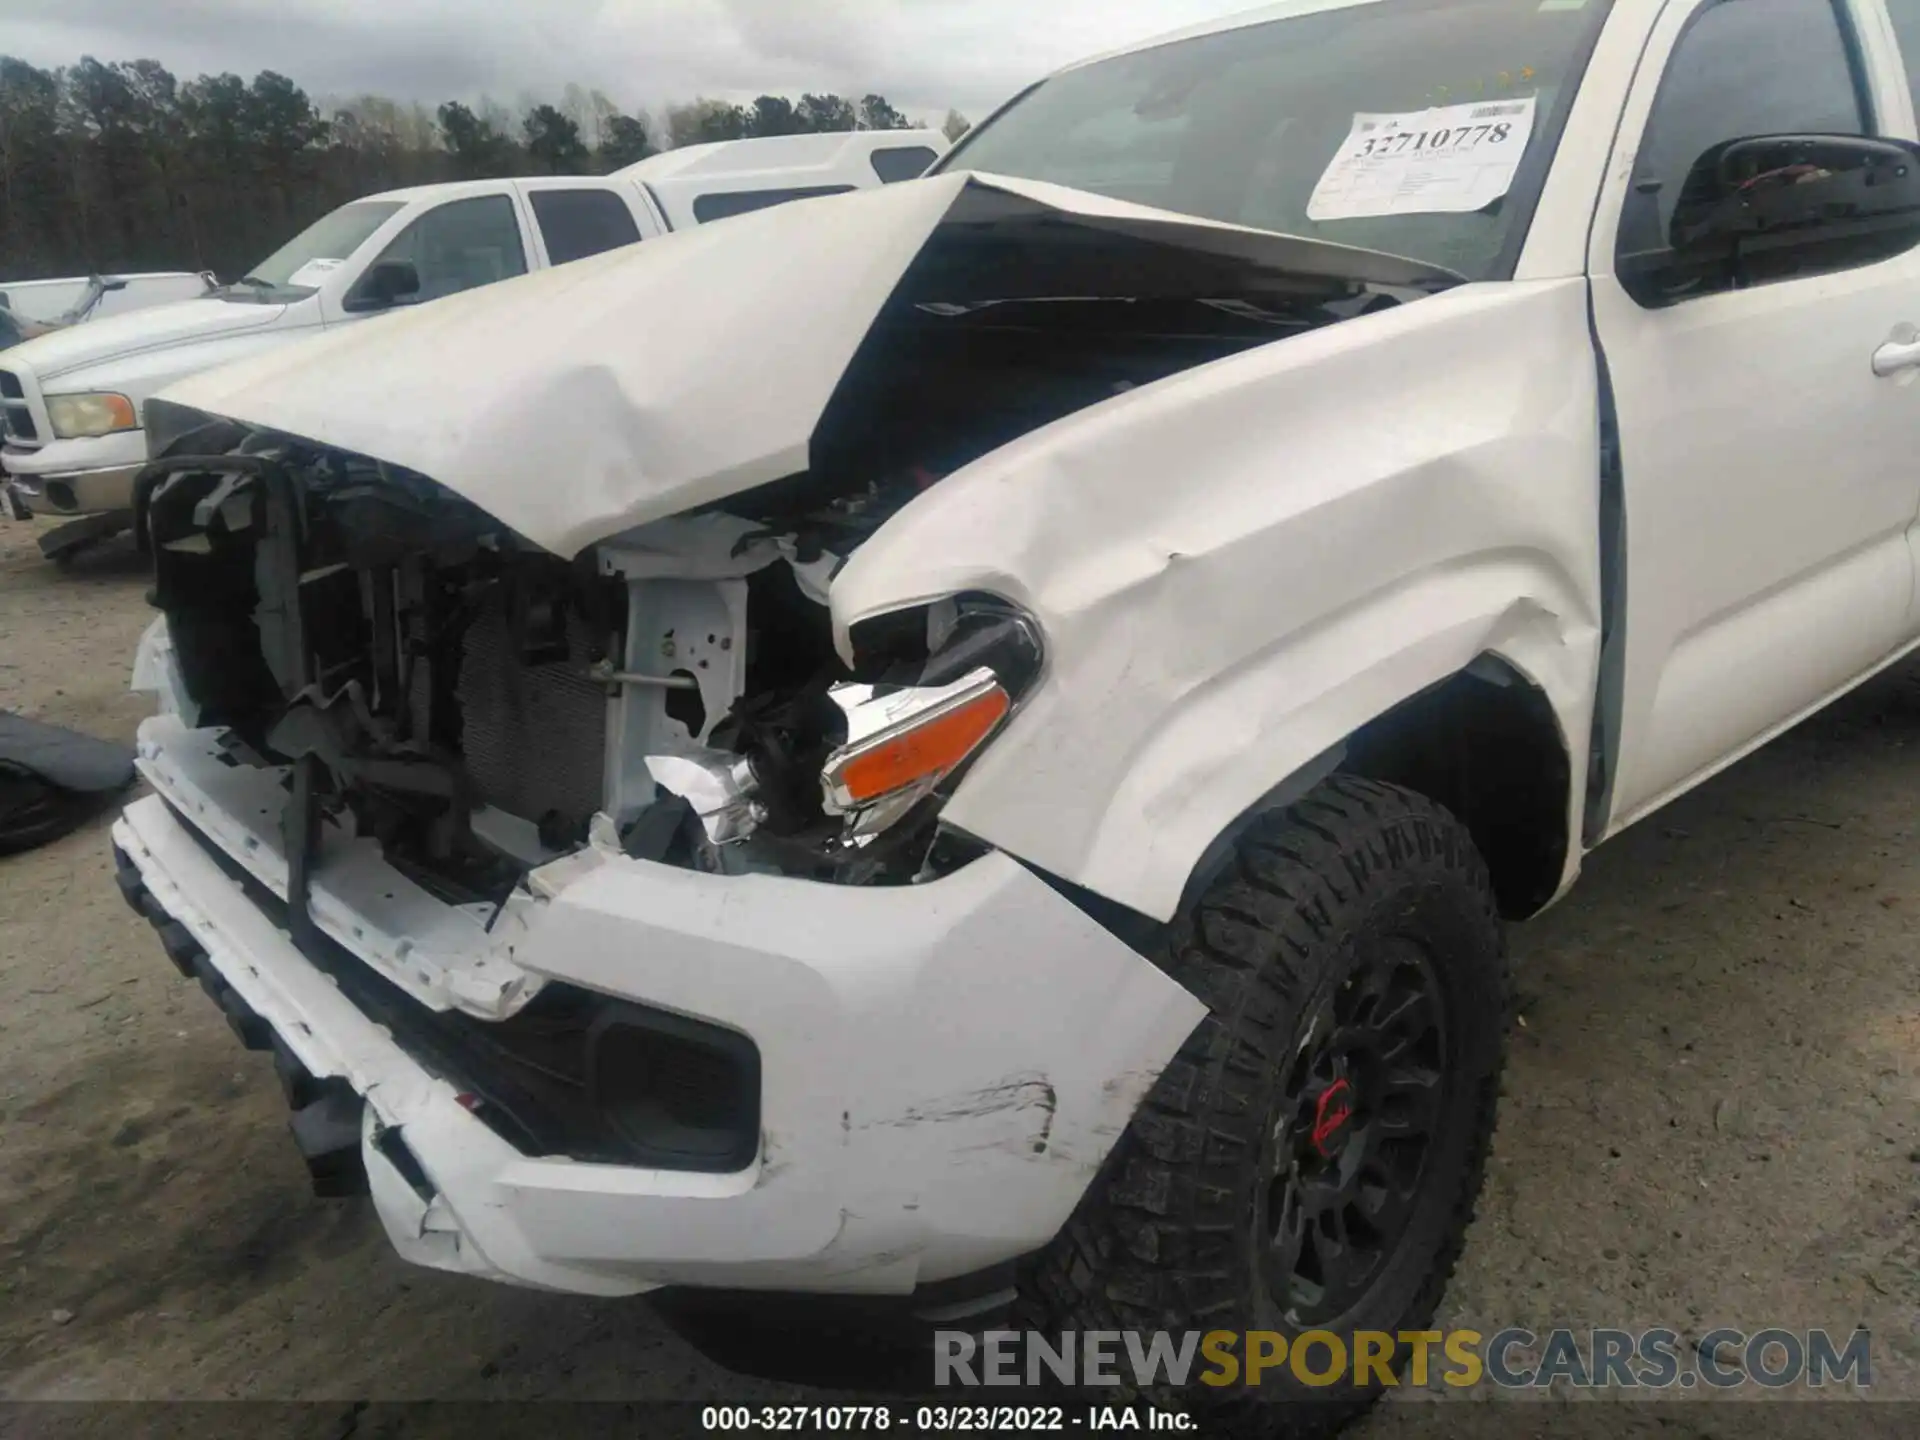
(877, 1074), (1058, 1157)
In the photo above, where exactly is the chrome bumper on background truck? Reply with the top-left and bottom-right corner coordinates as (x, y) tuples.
(111, 721), (1205, 1301)
(1, 458), (141, 517)
(2, 452), (143, 559)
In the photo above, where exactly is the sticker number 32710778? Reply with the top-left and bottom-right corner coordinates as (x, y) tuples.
(1306, 96), (1538, 222)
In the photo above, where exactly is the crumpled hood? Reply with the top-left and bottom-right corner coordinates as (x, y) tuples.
(149, 172), (1459, 558)
(11, 297), (287, 382)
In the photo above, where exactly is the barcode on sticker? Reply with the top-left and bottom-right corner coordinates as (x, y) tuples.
(1469, 102), (1529, 118)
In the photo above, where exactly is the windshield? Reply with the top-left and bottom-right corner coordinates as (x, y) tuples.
(942, 0), (1610, 280)
(237, 200), (405, 293)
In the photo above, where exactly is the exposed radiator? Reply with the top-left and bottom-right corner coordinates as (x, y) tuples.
(452, 599), (608, 832)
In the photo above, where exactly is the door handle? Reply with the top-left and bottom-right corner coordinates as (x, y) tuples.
(1873, 335), (1920, 377)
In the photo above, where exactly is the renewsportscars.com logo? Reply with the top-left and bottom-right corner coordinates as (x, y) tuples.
(933, 1328), (1873, 1391)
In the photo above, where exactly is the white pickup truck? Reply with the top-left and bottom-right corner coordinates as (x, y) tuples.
(0, 130), (948, 553)
(104, 0), (1917, 1429)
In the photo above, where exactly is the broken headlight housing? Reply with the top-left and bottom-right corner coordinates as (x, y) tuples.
(822, 666), (1010, 840)
(821, 597), (1042, 847)
(633, 595), (1040, 878)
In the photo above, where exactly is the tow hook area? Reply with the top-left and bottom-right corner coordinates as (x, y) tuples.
(113, 841), (371, 1198)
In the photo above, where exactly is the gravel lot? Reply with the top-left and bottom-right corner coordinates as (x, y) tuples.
(1, 515), (1914, 1437)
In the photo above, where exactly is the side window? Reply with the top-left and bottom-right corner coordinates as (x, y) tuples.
(1888, 0), (1920, 115)
(1617, 0), (1867, 297)
(870, 146), (939, 183)
(691, 185), (856, 224)
(370, 195), (527, 303)
(529, 189), (642, 265)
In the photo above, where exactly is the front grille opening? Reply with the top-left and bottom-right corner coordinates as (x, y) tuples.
(147, 459), (625, 902)
(1, 406), (37, 442)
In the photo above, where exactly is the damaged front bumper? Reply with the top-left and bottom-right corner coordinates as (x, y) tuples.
(115, 717), (1204, 1297)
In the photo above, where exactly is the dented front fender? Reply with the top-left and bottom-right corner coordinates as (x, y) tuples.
(832, 278), (1604, 922)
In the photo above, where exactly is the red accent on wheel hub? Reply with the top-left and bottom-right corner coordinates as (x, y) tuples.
(1311, 1078), (1355, 1157)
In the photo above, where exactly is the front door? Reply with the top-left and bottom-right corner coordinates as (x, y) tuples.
(349, 193), (531, 312)
(1590, 0), (1920, 830)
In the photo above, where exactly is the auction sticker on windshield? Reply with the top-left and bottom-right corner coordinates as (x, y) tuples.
(286, 258), (345, 287)
(1307, 96), (1537, 221)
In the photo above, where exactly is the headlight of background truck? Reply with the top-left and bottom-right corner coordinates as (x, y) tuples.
(46, 392), (138, 439)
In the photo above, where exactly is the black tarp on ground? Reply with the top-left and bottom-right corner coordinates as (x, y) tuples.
(0, 711), (135, 855)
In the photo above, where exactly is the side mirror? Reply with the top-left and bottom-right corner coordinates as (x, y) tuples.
(1621, 134), (1920, 302)
(343, 258), (421, 313)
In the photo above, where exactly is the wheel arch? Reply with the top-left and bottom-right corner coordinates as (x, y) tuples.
(1341, 654), (1575, 918)
(1163, 651), (1582, 930)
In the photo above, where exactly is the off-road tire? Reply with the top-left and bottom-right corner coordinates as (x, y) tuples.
(1018, 776), (1510, 1437)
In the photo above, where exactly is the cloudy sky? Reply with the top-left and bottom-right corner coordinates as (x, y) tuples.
(5, 0), (1263, 124)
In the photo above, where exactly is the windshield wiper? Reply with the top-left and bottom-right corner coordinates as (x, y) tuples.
(214, 274), (282, 301)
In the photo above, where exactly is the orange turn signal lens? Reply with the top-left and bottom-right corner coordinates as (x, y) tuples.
(830, 683), (1010, 807)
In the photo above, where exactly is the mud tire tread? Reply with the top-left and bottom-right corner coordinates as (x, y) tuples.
(1015, 776), (1510, 1439)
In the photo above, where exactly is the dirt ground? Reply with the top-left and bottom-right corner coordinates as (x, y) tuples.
(0, 514), (1914, 1437)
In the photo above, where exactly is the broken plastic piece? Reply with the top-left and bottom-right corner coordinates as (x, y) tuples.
(619, 793), (701, 863)
(645, 751), (763, 846)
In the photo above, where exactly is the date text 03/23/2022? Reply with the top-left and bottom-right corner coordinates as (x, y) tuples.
(701, 1406), (1193, 1432)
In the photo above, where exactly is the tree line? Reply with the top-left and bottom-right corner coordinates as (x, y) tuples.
(0, 56), (971, 281)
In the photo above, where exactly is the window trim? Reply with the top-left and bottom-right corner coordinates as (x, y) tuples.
(1484, 2), (1618, 280)
(930, 80), (1044, 177)
(1877, 0), (1920, 125)
(1837, 0), (1881, 132)
(1612, 0), (1881, 306)
(641, 180), (673, 230)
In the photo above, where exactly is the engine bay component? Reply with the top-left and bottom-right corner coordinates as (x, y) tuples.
(133, 200), (1390, 907)
(138, 445), (1044, 904)
(589, 661), (700, 692)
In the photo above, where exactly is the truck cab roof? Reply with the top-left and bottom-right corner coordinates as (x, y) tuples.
(352, 176), (631, 206)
